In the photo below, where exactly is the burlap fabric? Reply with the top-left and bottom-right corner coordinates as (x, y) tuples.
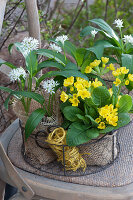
(8, 120), (133, 187)
(79, 131), (117, 166)
(12, 91), (62, 165)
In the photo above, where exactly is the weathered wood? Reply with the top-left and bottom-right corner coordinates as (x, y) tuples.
(0, 0), (8, 35)
(0, 140), (35, 199)
(25, 0), (41, 46)
(0, 179), (5, 200)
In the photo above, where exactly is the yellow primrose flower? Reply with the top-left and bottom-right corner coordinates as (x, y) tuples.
(85, 66), (92, 73)
(82, 80), (91, 88)
(101, 57), (109, 64)
(98, 104), (118, 127)
(69, 98), (80, 107)
(76, 77), (84, 82)
(60, 91), (68, 102)
(91, 78), (102, 88)
(107, 115), (118, 126)
(98, 122), (106, 129)
(128, 74), (133, 81)
(120, 67), (129, 74)
(95, 118), (101, 123)
(78, 89), (91, 99)
(108, 88), (113, 96)
(74, 83), (84, 91)
(125, 80), (129, 85)
(112, 68), (121, 76)
(113, 78), (121, 86)
(70, 86), (74, 92)
(64, 76), (74, 87)
(109, 63), (115, 71)
(73, 94), (78, 99)
(90, 60), (101, 67)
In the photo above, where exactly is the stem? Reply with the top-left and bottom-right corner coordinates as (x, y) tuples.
(117, 85), (122, 96)
(63, 44), (67, 62)
(48, 93), (52, 116)
(50, 93), (54, 116)
(120, 28), (124, 52)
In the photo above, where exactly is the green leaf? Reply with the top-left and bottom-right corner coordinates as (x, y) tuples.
(115, 113), (130, 129)
(86, 128), (99, 139)
(80, 26), (100, 37)
(4, 94), (12, 110)
(37, 70), (89, 86)
(36, 49), (66, 65)
(89, 18), (120, 42)
(11, 91), (45, 105)
(72, 121), (90, 130)
(112, 84), (119, 97)
(26, 51), (38, 76)
(8, 43), (14, 54)
(37, 61), (64, 72)
(64, 41), (77, 59)
(118, 95), (132, 113)
(85, 115), (98, 127)
(99, 126), (114, 134)
(25, 108), (46, 140)
(14, 42), (26, 58)
(49, 39), (77, 59)
(0, 59), (17, 69)
(92, 86), (111, 106)
(122, 54), (133, 73)
(65, 62), (78, 71)
(66, 122), (89, 146)
(87, 40), (119, 59)
(76, 114), (88, 123)
(63, 106), (83, 122)
(0, 86), (13, 93)
(75, 48), (88, 66)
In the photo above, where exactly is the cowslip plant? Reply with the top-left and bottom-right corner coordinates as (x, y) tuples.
(59, 70), (133, 146)
(80, 18), (133, 91)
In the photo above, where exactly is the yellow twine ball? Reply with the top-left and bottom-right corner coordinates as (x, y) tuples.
(46, 127), (86, 172)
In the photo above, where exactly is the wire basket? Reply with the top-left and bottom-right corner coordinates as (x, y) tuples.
(20, 123), (120, 177)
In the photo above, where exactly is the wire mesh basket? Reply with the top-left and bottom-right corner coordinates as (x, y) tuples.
(20, 123), (120, 177)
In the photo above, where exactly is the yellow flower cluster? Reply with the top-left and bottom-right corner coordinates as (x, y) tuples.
(64, 76), (74, 87)
(112, 67), (130, 87)
(85, 59), (101, 74)
(60, 77), (103, 106)
(91, 78), (102, 88)
(96, 104), (118, 129)
(107, 63), (115, 71)
(112, 67), (129, 77)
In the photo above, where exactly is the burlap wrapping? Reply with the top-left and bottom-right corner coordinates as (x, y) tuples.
(79, 131), (118, 166)
(12, 91), (62, 165)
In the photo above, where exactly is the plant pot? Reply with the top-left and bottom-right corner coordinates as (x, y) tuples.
(78, 131), (118, 166)
(12, 94), (62, 165)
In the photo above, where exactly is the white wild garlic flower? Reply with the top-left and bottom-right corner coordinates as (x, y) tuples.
(113, 19), (123, 29)
(123, 35), (133, 45)
(55, 35), (68, 45)
(21, 37), (39, 56)
(91, 29), (98, 37)
(49, 43), (62, 53)
(42, 79), (59, 94)
(9, 67), (27, 82)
